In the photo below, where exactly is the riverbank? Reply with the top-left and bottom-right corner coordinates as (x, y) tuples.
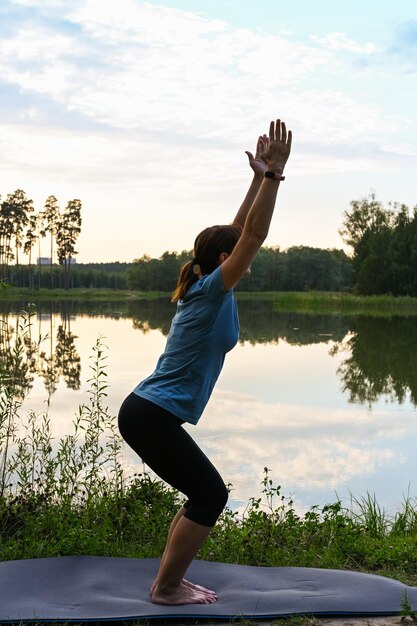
(2, 286), (417, 315)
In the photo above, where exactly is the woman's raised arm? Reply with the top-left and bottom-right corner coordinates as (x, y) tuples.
(231, 134), (269, 230)
(221, 119), (292, 291)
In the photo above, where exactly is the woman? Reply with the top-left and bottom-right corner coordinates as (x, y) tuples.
(118, 118), (292, 605)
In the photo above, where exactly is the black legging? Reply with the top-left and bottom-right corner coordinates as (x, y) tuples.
(117, 392), (228, 527)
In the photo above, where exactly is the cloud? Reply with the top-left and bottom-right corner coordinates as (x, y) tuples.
(311, 32), (380, 54)
(0, 0), (394, 144)
(1, 0), (416, 262)
(0, 0), (409, 188)
(116, 385), (410, 511)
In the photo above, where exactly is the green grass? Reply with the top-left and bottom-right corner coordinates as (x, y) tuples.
(1, 468), (417, 587)
(236, 291), (417, 316)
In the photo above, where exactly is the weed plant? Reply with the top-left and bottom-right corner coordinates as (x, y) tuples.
(1, 312), (417, 587)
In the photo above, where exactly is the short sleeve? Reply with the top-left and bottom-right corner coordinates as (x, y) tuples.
(200, 266), (228, 302)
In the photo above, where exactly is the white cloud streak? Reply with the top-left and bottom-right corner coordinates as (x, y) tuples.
(311, 32), (380, 54)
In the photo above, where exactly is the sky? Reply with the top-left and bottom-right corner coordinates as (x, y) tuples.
(1, 0), (416, 263)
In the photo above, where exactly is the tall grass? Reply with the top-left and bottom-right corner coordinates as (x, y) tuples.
(237, 292), (417, 316)
(1, 312), (417, 586)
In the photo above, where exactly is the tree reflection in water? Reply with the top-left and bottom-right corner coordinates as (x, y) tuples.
(2, 299), (417, 407)
(126, 299), (417, 408)
(332, 316), (417, 407)
(0, 305), (81, 397)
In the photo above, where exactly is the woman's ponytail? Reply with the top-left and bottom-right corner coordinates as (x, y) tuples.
(172, 260), (199, 302)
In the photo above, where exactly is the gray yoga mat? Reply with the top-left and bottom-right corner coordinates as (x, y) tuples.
(1, 555), (416, 623)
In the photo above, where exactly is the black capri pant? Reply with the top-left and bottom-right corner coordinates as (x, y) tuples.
(118, 392), (228, 527)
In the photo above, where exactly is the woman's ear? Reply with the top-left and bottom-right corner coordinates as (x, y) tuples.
(219, 252), (230, 264)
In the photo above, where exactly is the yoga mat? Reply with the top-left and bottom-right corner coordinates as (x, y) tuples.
(1, 556), (416, 623)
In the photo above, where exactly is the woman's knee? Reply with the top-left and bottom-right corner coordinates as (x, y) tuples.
(184, 480), (228, 526)
(216, 480), (229, 511)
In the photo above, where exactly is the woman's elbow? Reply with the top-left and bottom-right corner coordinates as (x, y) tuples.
(244, 226), (268, 245)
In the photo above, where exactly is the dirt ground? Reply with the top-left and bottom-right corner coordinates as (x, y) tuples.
(251, 618), (416, 626)
(310, 618), (415, 626)
(156, 617), (416, 626)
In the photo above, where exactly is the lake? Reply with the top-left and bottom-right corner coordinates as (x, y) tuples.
(1, 298), (417, 515)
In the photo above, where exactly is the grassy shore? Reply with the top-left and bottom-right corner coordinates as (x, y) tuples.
(2, 469), (417, 589)
(3, 286), (417, 315)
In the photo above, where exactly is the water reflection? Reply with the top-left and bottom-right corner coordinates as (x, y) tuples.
(333, 316), (417, 406)
(1, 300), (417, 408)
(0, 308), (80, 396)
(199, 387), (402, 502)
(125, 299), (351, 346)
(2, 299), (417, 513)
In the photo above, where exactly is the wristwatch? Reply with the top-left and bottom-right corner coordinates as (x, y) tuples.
(264, 171), (285, 181)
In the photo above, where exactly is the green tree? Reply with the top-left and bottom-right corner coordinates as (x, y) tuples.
(42, 195), (61, 288)
(340, 194), (395, 295)
(242, 246), (286, 291)
(2, 189), (34, 269)
(23, 214), (38, 289)
(339, 192), (393, 249)
(0, 194), (14, 280)
(388, 204), (417, 295)
(127, 251), (189, 292)
(56, 199), (82, 289)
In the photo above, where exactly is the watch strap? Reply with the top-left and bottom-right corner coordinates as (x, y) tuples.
(264, 171), (285, 181)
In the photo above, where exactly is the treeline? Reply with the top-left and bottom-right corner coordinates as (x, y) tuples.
(3, 250), (352, 292)
(127, 247), (353, 292)
(5, 262), (129, 289)
(341, 194), (417, 295)
(4, 189), (416, 296)
(0, 189), (82, 288)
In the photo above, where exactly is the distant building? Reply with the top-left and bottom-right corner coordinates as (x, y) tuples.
(37, 257), (78, 265)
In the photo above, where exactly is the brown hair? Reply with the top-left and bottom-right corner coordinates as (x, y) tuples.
(172, 224), (242, 302)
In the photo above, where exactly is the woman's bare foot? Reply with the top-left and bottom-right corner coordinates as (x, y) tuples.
(151, 580), (217, 605)
(150, 577), (216, 598)
(183, 579), (217, 597)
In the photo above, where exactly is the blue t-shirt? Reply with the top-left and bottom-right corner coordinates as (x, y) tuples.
(133, 266), (239, 424)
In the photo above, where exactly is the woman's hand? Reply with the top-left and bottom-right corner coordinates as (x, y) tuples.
(263, 119), (292, 172)
(245, 134), (270, 176)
